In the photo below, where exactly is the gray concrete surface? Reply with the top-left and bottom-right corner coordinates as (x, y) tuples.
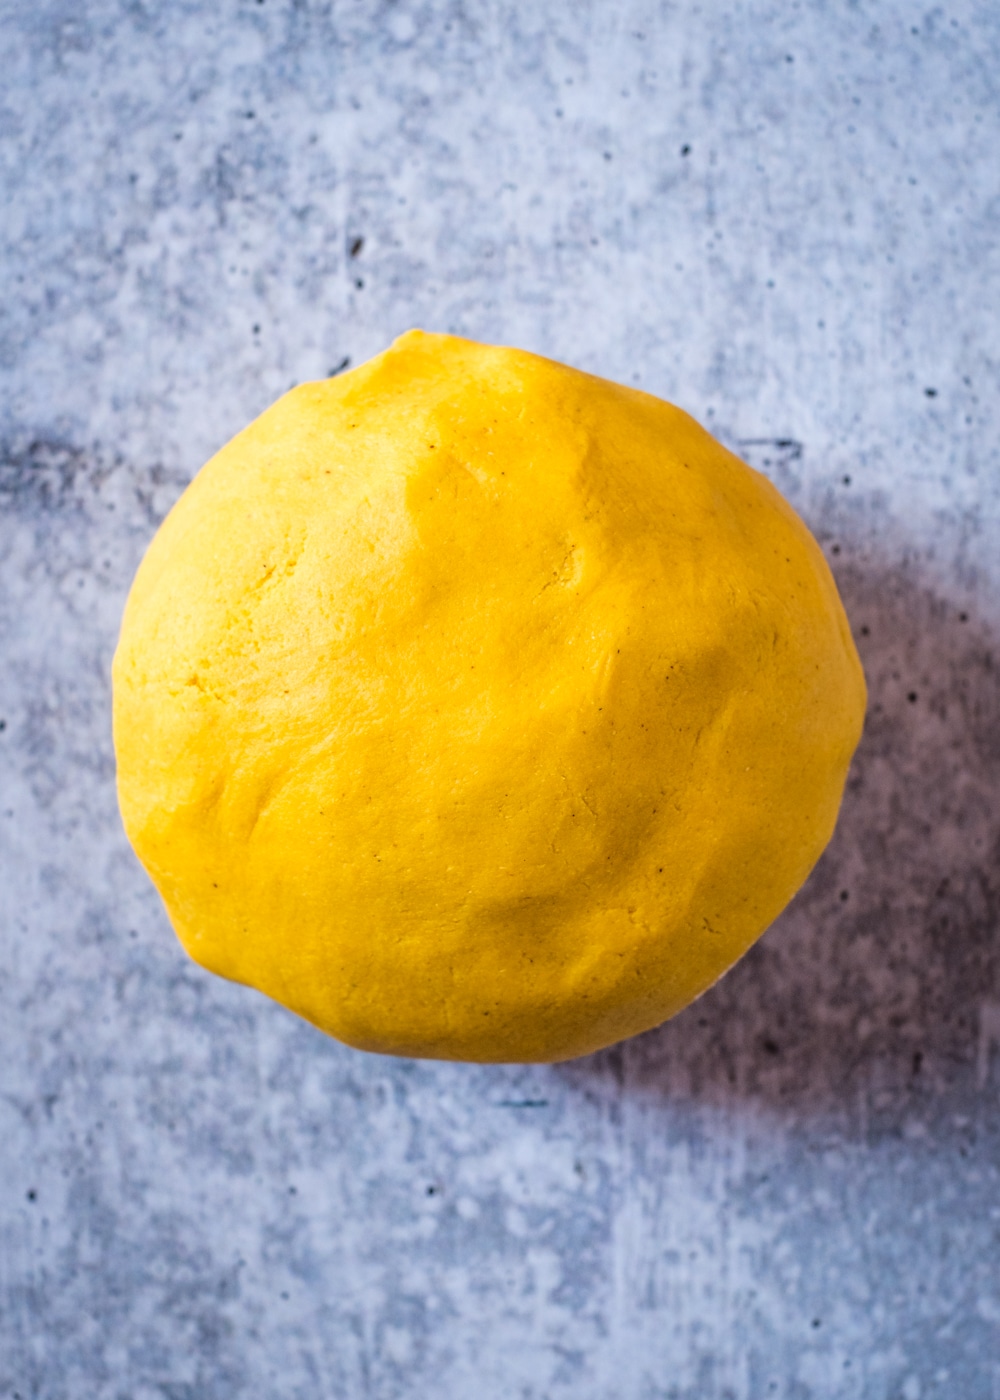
(2, 2), (1000, 1396)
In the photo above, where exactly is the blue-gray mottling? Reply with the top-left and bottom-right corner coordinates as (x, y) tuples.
(1, 1), (999, 1396)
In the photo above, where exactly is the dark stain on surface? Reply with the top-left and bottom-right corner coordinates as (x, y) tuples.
(0, 440), (89, 513)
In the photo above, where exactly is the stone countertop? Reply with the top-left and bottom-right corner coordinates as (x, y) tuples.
(2, 4), (999, 1397)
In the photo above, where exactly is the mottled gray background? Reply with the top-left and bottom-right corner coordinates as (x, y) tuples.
(1, 2), (999, 1397)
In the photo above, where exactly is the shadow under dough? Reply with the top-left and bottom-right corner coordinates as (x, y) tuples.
(559, 560), (1000, 1130)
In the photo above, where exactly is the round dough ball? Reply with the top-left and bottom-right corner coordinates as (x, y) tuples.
(113, 331), (866, 1062)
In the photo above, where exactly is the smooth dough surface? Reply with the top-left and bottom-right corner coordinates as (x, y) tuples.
(113, 330), (866, 1062)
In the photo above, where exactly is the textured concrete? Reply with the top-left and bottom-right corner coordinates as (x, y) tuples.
(2, 3), (1000, 1396)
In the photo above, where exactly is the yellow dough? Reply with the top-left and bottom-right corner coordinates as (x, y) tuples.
(113, 331), (865, 1063)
